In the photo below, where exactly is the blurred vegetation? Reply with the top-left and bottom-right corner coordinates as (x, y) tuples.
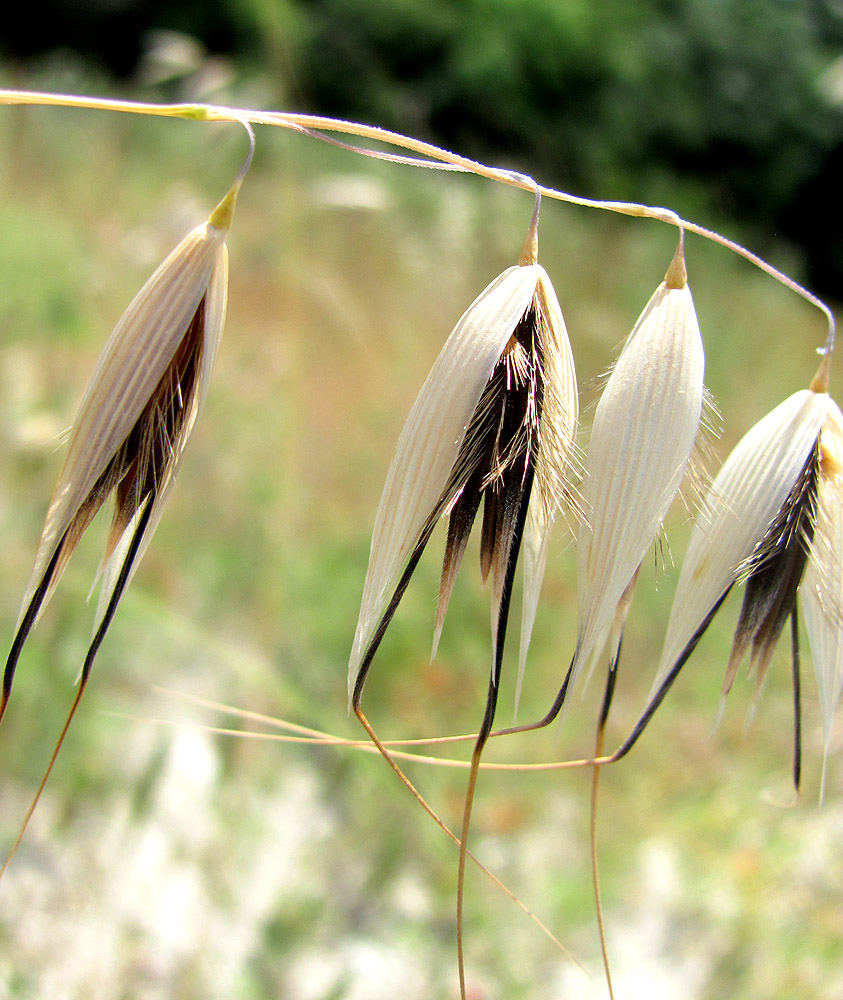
(1, 0), (842, 297)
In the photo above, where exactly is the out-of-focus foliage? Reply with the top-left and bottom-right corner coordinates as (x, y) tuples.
(1, 0), (841, 284)
(293, 0), (843, 294)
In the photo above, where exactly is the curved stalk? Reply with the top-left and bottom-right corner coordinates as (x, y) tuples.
(0, 88), (833, 348)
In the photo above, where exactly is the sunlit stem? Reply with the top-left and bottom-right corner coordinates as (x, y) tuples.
(515, 174), (541, 266)
(591, 646), (621, 1000)
(790, 607), (802, 795)
(456, 465), (533, 1000)
(0, 89), (833, 347)
(208, 117), (256, 229)
(351, 695), (585, 975)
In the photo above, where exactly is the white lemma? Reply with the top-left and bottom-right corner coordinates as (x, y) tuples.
(651, 363), (832, 698)
(571, 239), (705, 687)
(17, 185), (236, 636)
(801, 398), (843, 795)
(348, 237), (577, 703)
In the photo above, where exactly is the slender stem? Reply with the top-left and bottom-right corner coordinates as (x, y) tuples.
(0, 90), (211, 117)
(351, 702), (587, 974)
(456, 463), (534, 1000)
(590, 726), (615, 1000)
(0, 89), (834, 347)
(591, 651), (620, 1000)
(232, 118), (256, 189)
(790, 606), (802, 795)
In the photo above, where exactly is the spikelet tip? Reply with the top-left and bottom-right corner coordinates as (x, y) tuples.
(209, 182), (241, 232)
(665, 234), (687, 290)
(810, 351), (831, 394)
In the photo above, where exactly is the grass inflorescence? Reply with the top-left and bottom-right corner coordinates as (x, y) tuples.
(0, 83), (840, 1000)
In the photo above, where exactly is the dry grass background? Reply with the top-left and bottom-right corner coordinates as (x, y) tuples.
(0, 88), (841, 999)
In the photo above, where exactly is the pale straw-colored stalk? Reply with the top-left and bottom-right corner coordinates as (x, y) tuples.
(0, 90), (833, 351)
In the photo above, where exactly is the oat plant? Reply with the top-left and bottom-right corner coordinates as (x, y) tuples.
(0, 88), (841, 1000)
(0, 116), (254, 875)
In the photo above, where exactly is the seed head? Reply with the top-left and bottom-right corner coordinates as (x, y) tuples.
(1, 183), (238, 722)
(651, 379), (831, 707)
(571, 239), (705, 689)
(349, 226), (578, 708)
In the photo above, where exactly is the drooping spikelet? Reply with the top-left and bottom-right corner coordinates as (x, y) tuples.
(348, 212), (578, 710)
(567, 238), (705, 695)
(646, 357), (843, 789)
(651, 368), (832, 702)
(1, 183), (240, 723)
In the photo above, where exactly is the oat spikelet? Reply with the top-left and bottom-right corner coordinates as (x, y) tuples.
(1, 183), (238, 724)
(651, 383), (831, 704)
(349, 220), (578, 709)
(643, 361), (843, 790)
(800, 400), (843, 797)
(569, 238), (705, 697)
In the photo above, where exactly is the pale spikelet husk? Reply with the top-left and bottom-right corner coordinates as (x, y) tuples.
(801, 400), (843, 790)
(571, 248), (705, 684)
(94, 241), (229, 627)
(529, 272), (579, 522)
(17, 208), (231, 633)
(349, 266), (537, 690)
(651, 387), (831, 696)
(516, 271), (578, 704)
(348, 262), (577, 699)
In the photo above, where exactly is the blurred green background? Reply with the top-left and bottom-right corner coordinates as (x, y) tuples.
(0, 8), (842, 1000)
(2, 0), (843, 297)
